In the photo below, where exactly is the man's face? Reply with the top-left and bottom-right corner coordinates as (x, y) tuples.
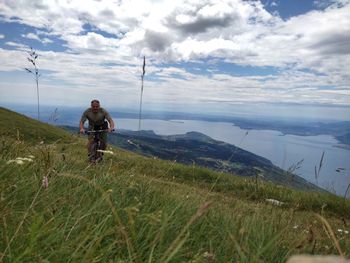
(91, 102), (100, 113)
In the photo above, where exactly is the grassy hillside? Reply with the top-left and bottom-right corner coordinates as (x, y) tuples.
(0, 107), (73, 144)
(1, 107), (350, 262)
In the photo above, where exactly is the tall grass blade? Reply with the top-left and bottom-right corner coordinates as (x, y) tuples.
(24, 47), (41, 121)
(59, 173), (138, 262)
(138, 56), (146, 131)
(160, 202), (212, 262)
(315, 213), (344, 257)
(314, 150), (325, 185)
(1, 187), (42, 262)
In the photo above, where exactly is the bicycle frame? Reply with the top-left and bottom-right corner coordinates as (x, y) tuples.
(85, 129), (109, 163)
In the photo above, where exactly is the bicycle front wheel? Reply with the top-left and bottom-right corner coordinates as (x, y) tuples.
(89, 142), (99, 162)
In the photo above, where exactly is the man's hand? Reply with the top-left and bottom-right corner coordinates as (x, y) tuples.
(80, 128), (85, 134)
(108, 128), (115, 133)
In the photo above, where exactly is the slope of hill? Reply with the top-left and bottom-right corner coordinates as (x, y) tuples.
(0, 107), (73, 144)
(1, 107), (350, 262)
(108, 129), (318, 191)
(61, 127), (318, 191)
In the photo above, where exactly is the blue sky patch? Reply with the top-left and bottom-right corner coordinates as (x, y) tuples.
(0, 19), (68, 52)
(262, 0), (320, 19)
(159, 59), (279, 78)
(82, 23), (122, 38)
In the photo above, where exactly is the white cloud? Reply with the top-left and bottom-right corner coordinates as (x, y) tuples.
(22, 33), (41, 41)
(0, 0), (349, 110)
(0, 34), (5, 39)
(42, 38), (53, 44)
(22, 33), (54, 44)
(4, 42), (26, 48)
(314, 0), (350, 9)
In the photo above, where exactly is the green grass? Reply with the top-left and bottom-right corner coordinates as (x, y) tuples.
(1, 107), (350, 262)
(0, 107), (73, 144)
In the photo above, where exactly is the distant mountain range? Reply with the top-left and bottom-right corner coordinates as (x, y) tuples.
(4, 104), (350, 146)
(62, 126), (320, 191)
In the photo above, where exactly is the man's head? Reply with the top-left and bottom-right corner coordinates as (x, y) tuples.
(91, 99), (100, 113)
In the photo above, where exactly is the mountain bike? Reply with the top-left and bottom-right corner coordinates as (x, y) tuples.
(85, 129), (114, 163)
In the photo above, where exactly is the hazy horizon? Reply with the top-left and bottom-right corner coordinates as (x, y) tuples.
(2, 101), (350, 123)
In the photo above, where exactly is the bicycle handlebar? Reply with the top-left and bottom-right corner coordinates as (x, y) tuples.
(84, 129), (115, 134)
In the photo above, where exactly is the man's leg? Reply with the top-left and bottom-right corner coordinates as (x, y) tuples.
(87, 137), (94, 161)
(100, 132), (107, 150)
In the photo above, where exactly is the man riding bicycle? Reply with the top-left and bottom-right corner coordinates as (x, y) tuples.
(79, 100), (115, 161)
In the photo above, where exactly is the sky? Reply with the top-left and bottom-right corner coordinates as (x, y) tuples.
(0, 0), (350, 120)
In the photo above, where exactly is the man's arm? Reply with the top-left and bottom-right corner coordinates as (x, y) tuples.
(107, 116), (115, 132)
(103, 109), (115, 132)
(79, 110), (87, 133)
(79, 120), (85, 134)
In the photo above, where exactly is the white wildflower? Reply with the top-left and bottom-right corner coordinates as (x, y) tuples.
(265, 198), (285, 206)
(293, 225), (299, 229)
(97, 150), (114, 155)
(266, 198), (283, 206)
(7, 157), (34, 165)
(337, 229), (349, 234)
(17, 157), (33, 162)
(203, 251), (215, 260)
(7, 159), (24, 165)
(16, 160), (24, 164)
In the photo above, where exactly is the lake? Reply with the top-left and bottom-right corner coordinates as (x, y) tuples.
(114, 118), (350, 196)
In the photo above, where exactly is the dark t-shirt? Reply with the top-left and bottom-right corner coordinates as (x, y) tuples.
(80, 107), (111, 128)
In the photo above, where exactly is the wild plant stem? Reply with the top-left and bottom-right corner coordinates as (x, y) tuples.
(160, 202), (212, 263)
(344, 183), (350, 200)
(138, 75), (143, 131)
(36, 75), (40, 121)
(315, 213), (344, 257)
(59, 173), (139, 262)
(138, 56), (145, 131)
(227, 131), (248, 162)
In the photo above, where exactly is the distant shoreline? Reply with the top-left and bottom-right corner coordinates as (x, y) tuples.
(117, 116), (350, 148)
(2, 104), (350, 147)
(334, 144), (350, 150)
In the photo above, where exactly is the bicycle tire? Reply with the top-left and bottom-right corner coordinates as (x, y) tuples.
(96, 141), (103, 162)
(89, 142), (99, 162)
